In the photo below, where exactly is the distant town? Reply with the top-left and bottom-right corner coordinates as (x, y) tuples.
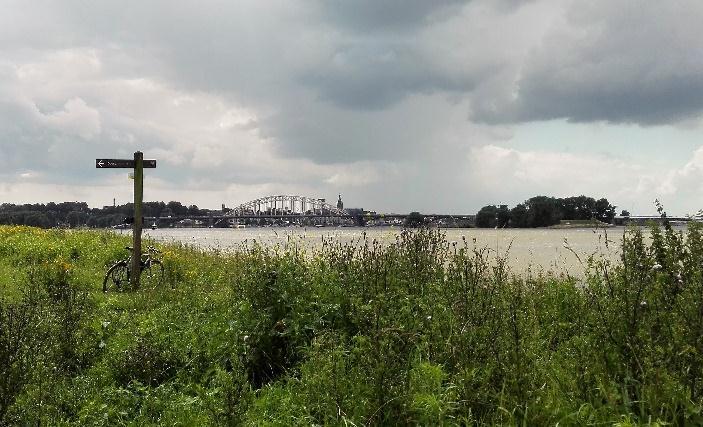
(0, 196), (474, 229)
(0, 194), (693, 230)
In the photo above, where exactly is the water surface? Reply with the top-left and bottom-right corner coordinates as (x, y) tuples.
(121, 227), (629, 274)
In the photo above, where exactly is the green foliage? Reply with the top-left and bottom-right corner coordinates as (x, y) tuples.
(404, 211), (425, 227)
(476, 204), (510, 228)
(477, 195), (617, 228)
(0, 200), (217, 228)
(1, 224), (703, 425)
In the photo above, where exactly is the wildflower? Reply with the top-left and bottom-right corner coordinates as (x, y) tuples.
(101, 321), (110, 328)
(652, 263), (662, 271)
(243, 335), (250, 343)
(640, 301), (647, 307)
(99, 340), (106, 349)
(426, 315), (432, 321)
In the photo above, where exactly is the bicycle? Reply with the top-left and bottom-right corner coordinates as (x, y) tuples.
(103, 245), (165, 292)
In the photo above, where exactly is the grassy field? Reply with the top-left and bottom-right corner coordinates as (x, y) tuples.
(1, 224), (703, 425)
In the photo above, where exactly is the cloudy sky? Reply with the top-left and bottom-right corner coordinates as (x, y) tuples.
(1, 0), (703, 215)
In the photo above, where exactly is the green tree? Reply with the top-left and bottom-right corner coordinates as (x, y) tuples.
(187, 205), (201, 216)
(66, 211), (88, 228)
(510, 203), (529, 228)
(594, 198), (616, 223)
(404, 212), (425, 228)
(167, 201), (188, 216)
(23, 213), (51, 228)
(496, 205), (510, 228)
(559, 196), (597, 220)
(525, 196), (561, 227)
(475, 205), (497, 228)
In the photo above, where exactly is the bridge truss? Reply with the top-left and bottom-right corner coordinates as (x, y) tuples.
(228, 195), (346, 217)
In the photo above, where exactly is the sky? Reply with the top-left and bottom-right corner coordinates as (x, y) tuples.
(1, 0), (703, 215)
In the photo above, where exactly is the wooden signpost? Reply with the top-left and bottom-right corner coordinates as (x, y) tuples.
(96, 151), (156, 288)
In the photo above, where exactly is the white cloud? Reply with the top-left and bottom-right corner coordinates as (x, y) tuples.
(324, 161), (399, 187)
(40, 97), (101, 139)
(656, 147), (703, 210)
(0, 1), (702, 216)
(468, 144), (642, 205)
(467, 143), (703, 215)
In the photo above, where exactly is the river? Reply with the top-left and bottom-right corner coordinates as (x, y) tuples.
(111, 226), (638, 275)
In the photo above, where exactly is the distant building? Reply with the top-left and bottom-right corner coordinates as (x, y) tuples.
(175, 218), (203, 227)
(336, 194), (344, 210)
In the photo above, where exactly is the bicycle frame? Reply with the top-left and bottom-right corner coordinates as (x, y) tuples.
(103, 245), (164, 292)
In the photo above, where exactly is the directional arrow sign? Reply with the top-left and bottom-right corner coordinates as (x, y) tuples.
(96, 159), (156, 168)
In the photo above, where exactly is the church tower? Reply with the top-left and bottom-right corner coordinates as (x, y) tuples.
(336, 194), (344, 210)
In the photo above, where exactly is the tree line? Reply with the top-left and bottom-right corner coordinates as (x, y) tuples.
(0, 201), (216, 228)
(475, 195), (616, 228)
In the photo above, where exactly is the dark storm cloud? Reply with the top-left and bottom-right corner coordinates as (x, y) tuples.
(2, 0), (703, 212)
(29, 0), (487, 162)
(54, 1), (484, 111)
(314, 0), (537, 32)
(314, 0), (468, 32)
(299, 42), (484, 110)
(473, 0), (703, 125)
(6, 1), (703, 136)
(259, 94), (474, 163)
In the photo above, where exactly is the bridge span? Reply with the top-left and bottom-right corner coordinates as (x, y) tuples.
(143, 194), (475, 227)
(230, 194), (345, 216)
(145, 213), (476, 227)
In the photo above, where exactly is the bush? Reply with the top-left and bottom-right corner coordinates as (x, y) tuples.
(1, 225), (703, 424)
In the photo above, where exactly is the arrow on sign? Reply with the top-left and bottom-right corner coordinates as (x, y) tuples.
(95, 159), (157, 168)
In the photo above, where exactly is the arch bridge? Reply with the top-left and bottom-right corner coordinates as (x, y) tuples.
(228, 195), (346, 217)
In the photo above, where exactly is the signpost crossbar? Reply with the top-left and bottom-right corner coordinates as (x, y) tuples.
(96, 159), (156, 168)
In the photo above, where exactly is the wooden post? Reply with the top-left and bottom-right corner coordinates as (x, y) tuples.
(131, 151), (144, 288)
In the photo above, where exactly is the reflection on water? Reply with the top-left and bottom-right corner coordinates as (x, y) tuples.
(114, 226), (630, 274)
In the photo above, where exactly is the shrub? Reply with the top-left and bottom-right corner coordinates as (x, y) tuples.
(1, 224), (703, 424)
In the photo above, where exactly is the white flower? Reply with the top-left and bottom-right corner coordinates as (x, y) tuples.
(99, 340), (106, 349)
(652, 264), (662, 271)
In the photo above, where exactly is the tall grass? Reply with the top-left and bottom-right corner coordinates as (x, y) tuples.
(1, 224), (702, 425)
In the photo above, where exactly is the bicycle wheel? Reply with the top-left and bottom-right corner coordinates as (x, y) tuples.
(142, 259), (165, 289)
(103, 261), (129, 292)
